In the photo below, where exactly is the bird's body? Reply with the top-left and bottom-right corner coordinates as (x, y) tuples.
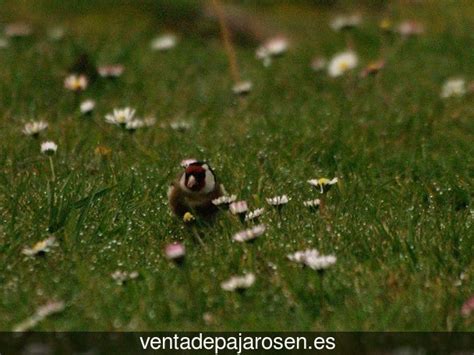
(168, 161), (223, 219)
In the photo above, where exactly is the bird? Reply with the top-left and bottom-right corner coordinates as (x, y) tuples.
(168, 160), (224, 219)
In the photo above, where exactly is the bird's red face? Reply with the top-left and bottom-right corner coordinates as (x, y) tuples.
(184, 164), (207, 192)
(179, 161), (216, 194)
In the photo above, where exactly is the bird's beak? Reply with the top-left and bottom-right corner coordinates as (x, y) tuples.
(187, 175), (197, 189)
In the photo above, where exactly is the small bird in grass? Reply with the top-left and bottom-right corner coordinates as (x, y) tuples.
(168, 161), (224, 219)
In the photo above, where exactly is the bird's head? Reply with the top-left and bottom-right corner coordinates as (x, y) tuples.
(179, 161), (216, 194)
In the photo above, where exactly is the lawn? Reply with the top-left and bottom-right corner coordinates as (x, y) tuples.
(0, 0), (473, 331)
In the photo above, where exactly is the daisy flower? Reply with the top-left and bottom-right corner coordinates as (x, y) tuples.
(245, 208), (265, 222)
(397, 20), (424, 37)
(221, 273), (255, 292)
(95, 145), (112, 157)
(111, 270), (139, 286)
(260, 36), (288, 56)
(330, 14), (362, 31)
(80, 99), (95, 115)
(151, 34), (177, 51)
(4, 22), (32, 38)
(303, 199), (321, 211)
(256, 36), (288, 66)
(307, 177), (338, 194)
(360, 60), (385, 78)
(143, 116), (157, 127)
(461, 295), (474, 318)
(328, 51), (358, 77)
(233, 224), (266, 243)
(311, 57), (327, 72)
(212, 195), (237, 207)
(48, 26), (66, 41)
(125, 119), (145, 132)
(64, 74), (88, 91)
(48, 27), (65, 41)
(105, 107), (136, 126)
(22, 236), (57, 256)
(229, 201), (248, 215)
(169, 120), (191, 132)
(288, 249), (337, 271)
(98, 64), (125, 78)
(0, 37), (9, 48)
(40, 141), (58, 155)
(266, 195), (289, 207)
(232, 81), (253, 96)
(23, 121), (48, 137)
(440, 78), (466, 98)
(379, 18), (393, 32)
(165, 242), (186, 263)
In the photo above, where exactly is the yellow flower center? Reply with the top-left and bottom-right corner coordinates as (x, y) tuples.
(33, 240), (47, 251)
(380, 19), (392, 30)
(318, 178), (330, 185)
(183, 212), (195, 223)
(338, 61), (349, 71)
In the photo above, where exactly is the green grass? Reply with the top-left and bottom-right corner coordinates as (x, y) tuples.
(0, 0), (473, 331)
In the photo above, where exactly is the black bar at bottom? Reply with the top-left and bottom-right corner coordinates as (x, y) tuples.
(0, 332), (473, 354)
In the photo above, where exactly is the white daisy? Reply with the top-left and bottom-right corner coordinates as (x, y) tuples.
(232, 81), (253, 95)
(98, 64), (124, 78)
(256, 36), (288, 66)
(64, 74), (88, 91)
(328, 51), (358, 77)
(397, 20), (424, 37)
(23, 121), (48, 137)
(48, 27), (65, 41)
(233, 224), (266, 243)
(311, 57), (327, 72)
(151, 34), (177, 51)
(303, 199), (321, 210)
(22, 236), (57, 256)
(125, 119), (145, 131)
(143, 116), (157, 127)
(40, 141), (58, 155)
(169, 120), (191, 131)
(165, 242), (186, 262)
(245, 208), (265, 222)
(212, 195), (237, 206)
(288, 249), (337, 271)
(80, 99), (95, 114)
(440, 78), (466, 98)
(461, 296), (474, 318)
(4, 22), (32, 38)
(105, 107), (136, 126)
(0, 37), (9, 48)
(111, 270), (139, 285)
(229, 201), (248, 215)
(266, 195), (289, 207)
(221, 273), (255, 292)
(330, 14), (362, 31)
(307, 177), (338, 194)
(258, 36), (288, 57)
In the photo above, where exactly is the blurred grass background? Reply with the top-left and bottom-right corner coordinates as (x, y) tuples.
(0, 0), (473, 331)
